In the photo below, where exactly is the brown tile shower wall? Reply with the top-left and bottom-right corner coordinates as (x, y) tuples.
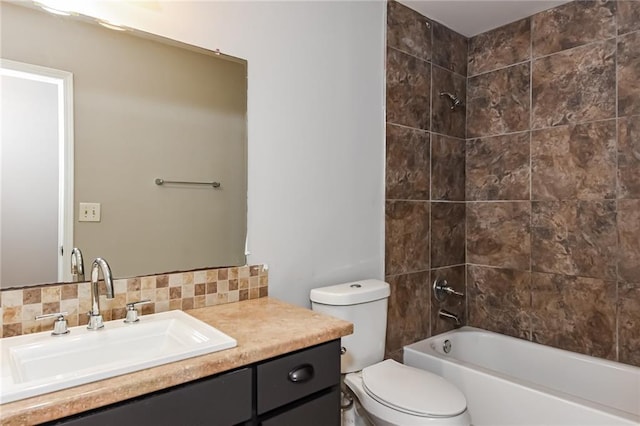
(384, 1), (467, 358)
(466, 0), (640, 366)
(0, 265), (268, 338)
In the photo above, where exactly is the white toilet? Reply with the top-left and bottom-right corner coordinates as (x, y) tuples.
(310, 279), (471, 426)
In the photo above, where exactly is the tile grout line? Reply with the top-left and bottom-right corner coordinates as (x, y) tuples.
(387, 199), (466, 204)
(528, 15), (534, 343)
(428, 18), (434, 337)
(614, 23), (620, 362)
(431, 263), (467, 271)
(388, 121), (467, 142)
(464, 32), (470, 327)
(468, 33), (624, 79)
(387, 124), (470, 143)
(386, 46), (468, 80)
(469, 116), (619, 141)
(385, 268), (432, 279)
(468, 57), (532, 79)
(464, 262), (621, 283)
(432, 61), (467, 80)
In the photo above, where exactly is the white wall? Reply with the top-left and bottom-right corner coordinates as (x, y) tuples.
(39, 0), (386, 307)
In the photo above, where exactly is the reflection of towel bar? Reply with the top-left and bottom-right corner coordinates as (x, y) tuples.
(154, 178), (221, 188)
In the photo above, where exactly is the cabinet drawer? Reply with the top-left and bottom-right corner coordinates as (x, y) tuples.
(256, 339), (340, 414)
(260, 388), (340, 426)
(52, 368), (252, 426)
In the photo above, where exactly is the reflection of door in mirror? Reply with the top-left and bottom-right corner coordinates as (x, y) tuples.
(0, 60), (74, 288)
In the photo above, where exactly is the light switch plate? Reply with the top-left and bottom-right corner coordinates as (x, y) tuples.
(79, 202), (101, 222)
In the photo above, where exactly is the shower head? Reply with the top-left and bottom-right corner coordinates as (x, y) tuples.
(439, 92), (463, 111)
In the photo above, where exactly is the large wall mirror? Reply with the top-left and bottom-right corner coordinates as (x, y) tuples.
(0, 1), (248, 289)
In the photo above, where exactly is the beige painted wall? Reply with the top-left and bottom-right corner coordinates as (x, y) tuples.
(1, 3), (247, 279)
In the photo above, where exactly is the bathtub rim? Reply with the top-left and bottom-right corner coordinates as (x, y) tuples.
(403, 326), (640, 424)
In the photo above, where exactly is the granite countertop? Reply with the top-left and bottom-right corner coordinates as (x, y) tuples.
(0, 297), (353, 425)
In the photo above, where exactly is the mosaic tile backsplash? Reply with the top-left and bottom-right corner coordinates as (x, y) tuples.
(0, 265), (268, 338)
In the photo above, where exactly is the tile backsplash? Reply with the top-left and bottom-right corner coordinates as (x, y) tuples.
(0, 264), (268, 338)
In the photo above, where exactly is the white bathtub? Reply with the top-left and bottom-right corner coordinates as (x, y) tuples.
(404, 327), (640, 426)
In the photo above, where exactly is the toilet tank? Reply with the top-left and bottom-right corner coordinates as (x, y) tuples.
(310, 279), (390, 373)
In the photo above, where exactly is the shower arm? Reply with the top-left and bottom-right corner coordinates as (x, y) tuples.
(439, 92), (463, 110)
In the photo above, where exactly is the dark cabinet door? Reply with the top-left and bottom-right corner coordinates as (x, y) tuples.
(47, 339), (343, 426)
(256, 340), (340, 415)
(51, 368), (252, 426)
(260, 389), (340, 426)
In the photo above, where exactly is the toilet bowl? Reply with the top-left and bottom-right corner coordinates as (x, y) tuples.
(344, 360), (471, 426)
(310, 280), (471, 426)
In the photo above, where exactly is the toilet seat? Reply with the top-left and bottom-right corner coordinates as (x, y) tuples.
(361, 360), (467, 418)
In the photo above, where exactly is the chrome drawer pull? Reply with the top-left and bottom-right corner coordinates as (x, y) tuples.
(288, 364), (314, 383)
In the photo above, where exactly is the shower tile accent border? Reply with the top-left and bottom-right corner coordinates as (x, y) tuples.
(0, 264), (268, 338)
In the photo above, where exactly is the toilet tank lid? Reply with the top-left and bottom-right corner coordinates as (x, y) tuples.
(310, 279), (390, 305)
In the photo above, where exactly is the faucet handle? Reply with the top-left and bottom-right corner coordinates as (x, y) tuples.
(124, 299), (152, 324)
(433, 278), (465, 302)
(36, 312), (70, 336)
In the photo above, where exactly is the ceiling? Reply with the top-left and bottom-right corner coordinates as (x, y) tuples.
(398, 0), (572, 37)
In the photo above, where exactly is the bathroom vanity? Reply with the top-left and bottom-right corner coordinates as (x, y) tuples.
(0, 298), (352, 426)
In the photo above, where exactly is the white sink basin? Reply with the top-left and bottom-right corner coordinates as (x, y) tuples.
(0, 310), (236, 404)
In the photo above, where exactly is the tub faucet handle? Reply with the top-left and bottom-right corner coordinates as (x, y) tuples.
(433, 279), (464, 302)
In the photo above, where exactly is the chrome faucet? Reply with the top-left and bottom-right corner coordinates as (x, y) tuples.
(87, 258), (114, 330)
(439, 92), (463, 111)
(438, 309), (461, 326)
(70, 247), (85, 281)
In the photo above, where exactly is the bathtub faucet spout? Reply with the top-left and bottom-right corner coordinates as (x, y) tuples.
(438, 309), (461, 326)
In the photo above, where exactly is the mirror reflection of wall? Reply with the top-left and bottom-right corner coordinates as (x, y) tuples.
(0, 2), (248, 289)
